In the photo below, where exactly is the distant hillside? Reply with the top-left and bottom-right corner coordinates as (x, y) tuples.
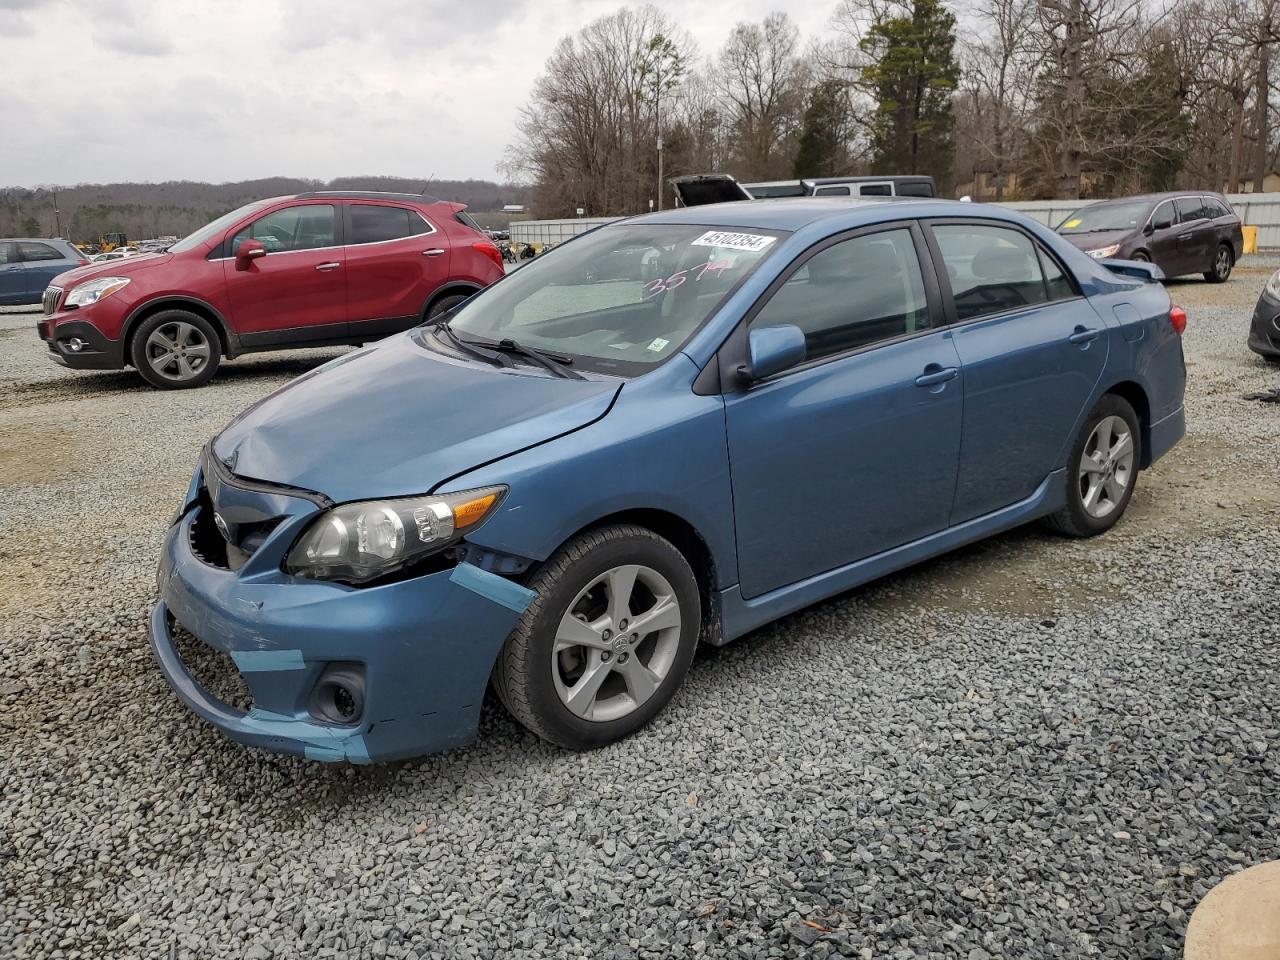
(0, 176), (531, 242)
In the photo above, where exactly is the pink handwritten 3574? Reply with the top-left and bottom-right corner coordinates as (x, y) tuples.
(643, 260), (733, 298)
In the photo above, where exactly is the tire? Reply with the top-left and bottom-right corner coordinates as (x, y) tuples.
(494, 524), (701, 750)
(426, 293), (471, 320)
(1131, 250), (1150, 262)
(1045, 394), (1141, 538)
(1205, 243), (1233, 283)
(129, 309), (221, 389)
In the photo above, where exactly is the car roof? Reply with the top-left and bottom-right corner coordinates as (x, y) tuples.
(630, 197), (1007, 232)
(1083, 190), (1227, 206)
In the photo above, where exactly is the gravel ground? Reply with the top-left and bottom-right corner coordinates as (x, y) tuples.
(1, 261), (1279, 960)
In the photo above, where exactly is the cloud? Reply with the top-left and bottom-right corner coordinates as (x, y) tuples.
(0, 0), (840, 188)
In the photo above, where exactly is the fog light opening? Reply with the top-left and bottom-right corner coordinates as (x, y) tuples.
(308, 662), (366, 726)
(67, 337), (85, 352)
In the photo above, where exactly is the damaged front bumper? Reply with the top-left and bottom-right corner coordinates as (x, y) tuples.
(150, 465), (536, 763)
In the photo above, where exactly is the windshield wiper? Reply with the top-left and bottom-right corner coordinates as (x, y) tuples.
(490, 338), (586, 380)
(426, 317), (512, 369)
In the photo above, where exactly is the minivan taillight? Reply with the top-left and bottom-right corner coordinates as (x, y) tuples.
(1169, 305), (1187, 335)
(473, 241), (504, 271)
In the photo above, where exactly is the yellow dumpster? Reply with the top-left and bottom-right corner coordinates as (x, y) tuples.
(1243, 224), (1258, 254)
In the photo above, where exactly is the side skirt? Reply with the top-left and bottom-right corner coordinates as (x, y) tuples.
(713, 469), (1067, 645)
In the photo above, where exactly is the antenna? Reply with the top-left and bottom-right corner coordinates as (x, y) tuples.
(419, 173), (436, 196)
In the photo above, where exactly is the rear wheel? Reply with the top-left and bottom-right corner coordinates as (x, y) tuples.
(1045, 394), (1141, 538)
(1205, 243), (1233, 283)
(494, 524), (701, 750)
(130, 309), (221, 389)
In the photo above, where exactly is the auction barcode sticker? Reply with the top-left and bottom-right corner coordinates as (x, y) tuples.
(690, 230), (776, 252)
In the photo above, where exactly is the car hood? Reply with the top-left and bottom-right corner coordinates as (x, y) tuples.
(1060, 230), (1131, 251)
(213, 332), (622, 503)
(51, 252), (172, 288)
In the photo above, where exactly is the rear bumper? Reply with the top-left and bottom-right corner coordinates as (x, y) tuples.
(151, 505), (535, 763)
(37, 317), (126, 369)
(1148, 405), (1185, 466)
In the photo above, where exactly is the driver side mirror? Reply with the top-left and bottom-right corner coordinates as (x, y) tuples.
(739, 324), (807, 383)
(1149, 217), (1172, 233)
(235, 239), (267, 269)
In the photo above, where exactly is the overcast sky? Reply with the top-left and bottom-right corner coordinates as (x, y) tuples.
(0, 0), (837, 188)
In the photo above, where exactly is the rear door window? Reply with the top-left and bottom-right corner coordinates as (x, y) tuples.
(812, 185), (851, 196)
(858, 183), (893, 196)
(17, 241), (65, 262)
(1176, 197), (1207, 222)
(347, 204), (432, 245)
(231, 204), (338, 254)
(931, 223), (1051, 321)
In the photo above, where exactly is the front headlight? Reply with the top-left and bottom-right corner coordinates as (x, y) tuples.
(1087, 244), (1121, 260)
(285, 485), (506, 584)
(65, 276), (130, 307)
(1265, 269), (1280, 300)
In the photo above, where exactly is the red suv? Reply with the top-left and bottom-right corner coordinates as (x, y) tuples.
(37, 191), (505, 388)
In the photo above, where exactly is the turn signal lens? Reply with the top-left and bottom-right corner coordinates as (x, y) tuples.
(453, 492), (497, 528)
(1169, 305), (1187, 335)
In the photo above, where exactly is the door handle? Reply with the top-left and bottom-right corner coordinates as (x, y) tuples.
(315, 262), (341, 271)
(1177, 233), (1192, 241)
(422, 248), (446, 257)
(1068, 327), (1100, 344)
(915, 365), (959, 387)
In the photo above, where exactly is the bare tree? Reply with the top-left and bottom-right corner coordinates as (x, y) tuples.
(958, 0), (1037, 198)
(714, 13), (809, 181)
(506, 6), (696, 217)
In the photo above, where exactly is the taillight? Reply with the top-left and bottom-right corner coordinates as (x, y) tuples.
(78, 259), (90, 266)
(1169, 305), (1187, 335)
(472, 241), (504, 271)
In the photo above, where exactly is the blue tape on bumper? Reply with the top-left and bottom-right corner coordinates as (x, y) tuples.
(230, 649), (305, 672)
(243, 708), (370, 763)
(449, 563), (536, 614)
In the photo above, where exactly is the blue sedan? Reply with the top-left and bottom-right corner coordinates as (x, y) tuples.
(151, 199), (1187, 762)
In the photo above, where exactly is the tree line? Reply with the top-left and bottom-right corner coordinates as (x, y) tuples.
(0, 177), (529, 242)
(507, 0), (1280, 217)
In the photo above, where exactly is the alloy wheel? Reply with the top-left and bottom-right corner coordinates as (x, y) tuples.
(1215, 247), (1231, 280)
(551, 563), (683, 722)
(145, 321), (211, 383)
(1078, 414), (1135, 519)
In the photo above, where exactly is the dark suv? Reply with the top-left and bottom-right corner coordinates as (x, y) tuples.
(38, 192), (505, 388)
(1057, 192), (1243, 282)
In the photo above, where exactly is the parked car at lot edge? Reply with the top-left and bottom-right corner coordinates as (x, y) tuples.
(38, 191), (505, 388)
(670, 173), (937, 207)
(151, 197), (1187, 763)
(1247, 269), (1280, 360)
(1056, 192), (1243, 282)
(0, 238), (89, 305)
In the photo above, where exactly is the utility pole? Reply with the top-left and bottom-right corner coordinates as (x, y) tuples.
(656, 51), (664, 211)
(52, 189), (62, 238)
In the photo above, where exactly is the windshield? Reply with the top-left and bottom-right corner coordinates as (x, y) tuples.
(445, 223), (784, 375)
(1057, 200), (1153, 234)
(168, 199), (273, 253)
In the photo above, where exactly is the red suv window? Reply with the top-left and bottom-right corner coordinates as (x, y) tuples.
(348, 204), (432, 245)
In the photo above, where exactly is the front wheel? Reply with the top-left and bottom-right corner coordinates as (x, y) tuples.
(1045, 395), (1141, 538)
(1205, 243), (1233, 283)
(426, 293), (470, 320)
(130, 309), (221, 389)
(494, 524), (701, 750)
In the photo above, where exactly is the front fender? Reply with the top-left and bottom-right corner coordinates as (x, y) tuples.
(445, 357), (739, 590)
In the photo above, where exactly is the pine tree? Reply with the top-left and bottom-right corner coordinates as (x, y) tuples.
(793, 79), (852, 177)
(858, 0), (959, 189)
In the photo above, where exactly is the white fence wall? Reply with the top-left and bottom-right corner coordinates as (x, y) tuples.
(510, 218), (619, 247)
(513, 194), (1280, 249)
